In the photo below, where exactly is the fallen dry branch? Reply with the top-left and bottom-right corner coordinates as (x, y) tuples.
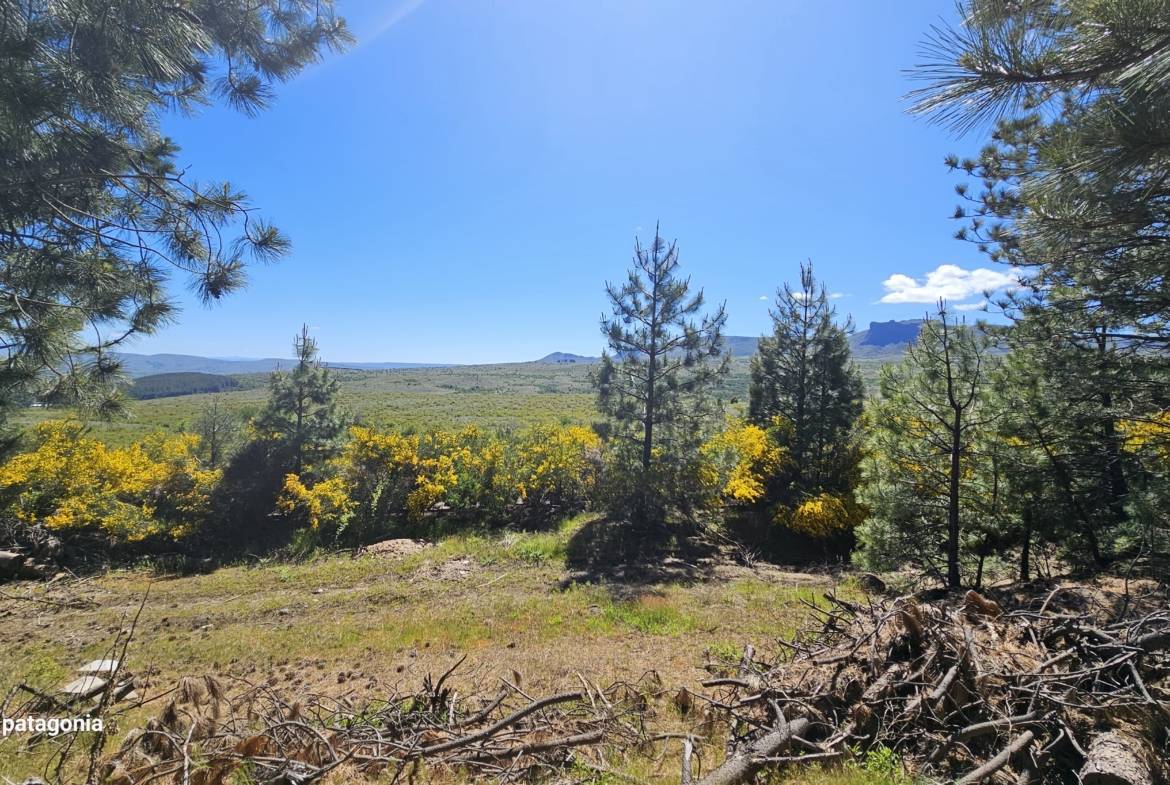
(692, 586), (1170, 785)
(96, 666), (652, 784)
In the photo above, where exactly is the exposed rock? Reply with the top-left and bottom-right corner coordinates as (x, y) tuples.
(78, 659), (121, 676)
(433, 557), (475, 581)
(859, 319), (922, 347)
(0, 549), (26, 580)
(61, 675), (107, 699)
(857, 572), (887, 595)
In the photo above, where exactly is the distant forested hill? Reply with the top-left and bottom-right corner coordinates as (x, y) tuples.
(127, 372), (242, 400)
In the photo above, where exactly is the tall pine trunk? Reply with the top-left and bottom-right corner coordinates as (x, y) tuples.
(643, 360), (655, 472)
(947, 411), (962, 589)
(1020, 507), (1032, 582)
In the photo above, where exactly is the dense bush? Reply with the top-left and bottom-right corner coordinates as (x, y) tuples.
(0, 415), (864, 558)
(276, 424), (603, 545)
(0, 421), (217, 543)
(699, 416), (862, 540)
(128, 372), (241, 400)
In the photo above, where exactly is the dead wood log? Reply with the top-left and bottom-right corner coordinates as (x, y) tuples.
(695, 717), (810, 785)
(903, 663), (960, 719)
(955, 713), (1040, 743)
(458, 729), (605, 762)
(955, 730), (1035, 785)
(415, 690), (584, 756)
(1131, 629), (1170, 654)
(1078, 732), (1154, 785)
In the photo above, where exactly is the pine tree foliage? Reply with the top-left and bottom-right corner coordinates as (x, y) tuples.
(911, 0), (1170, 347)
(593, 225), (728, 521)
(907, 0), (1170, 569)
(255, 325), (345, 476)
(991, 318), (1168, 568)
(748, 262), (863, 498)
(0, 0), (350, 435)
(856, 305), (999, 588)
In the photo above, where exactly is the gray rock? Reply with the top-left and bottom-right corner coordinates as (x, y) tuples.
(61, 676), (107, 699)
(0, 550), (27, 581)
(78, 659), (121, 676)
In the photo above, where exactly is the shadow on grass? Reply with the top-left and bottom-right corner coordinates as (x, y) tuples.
(562, 517), (722, 593)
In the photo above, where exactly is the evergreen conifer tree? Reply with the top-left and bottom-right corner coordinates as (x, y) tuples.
(255, 326), (345, 476)
(594, 225), (728, 522)
(748, 262), (863, 499)
(910, 0), (1170, 567)
(194, 396), (243, 469)
(855, 304), (997, 588)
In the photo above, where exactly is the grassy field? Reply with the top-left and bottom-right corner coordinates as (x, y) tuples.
(0, 514), (905, 783)
(17, 356), (892, 446)
(18, 362), (603, 445)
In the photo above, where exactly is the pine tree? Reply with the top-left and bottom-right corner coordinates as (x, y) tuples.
(989, 316), (1167, 569)
(855, 304), (998, 588)
(593, 225), (728, 521)
(910, 0), (1170, 568)
(255, 326), (346, 476)
(748, 262), (863, 499)
(194, 396), (243, 469)
(0, 1), (350, 439)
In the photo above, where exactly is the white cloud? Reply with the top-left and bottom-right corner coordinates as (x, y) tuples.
(953, 300), (988, 312)
(758, 295), (768, 301)
(879, 264), (1018, 305)
(830, 292), (848, 300)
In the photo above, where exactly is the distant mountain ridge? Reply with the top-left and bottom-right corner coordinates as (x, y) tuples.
(116, 322), (923, 379)
(716, 322), (922, 360)
(114, 353), (441, 378)
(536, 352), (598, 364)
(857, 320), (923, 347)
(538, 324), (919, 366)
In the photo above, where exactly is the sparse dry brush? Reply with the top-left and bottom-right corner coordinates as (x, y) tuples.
(690, 582), (1170, 785)
(8, 579), (1164, 785)
(99, 664), (656, 785)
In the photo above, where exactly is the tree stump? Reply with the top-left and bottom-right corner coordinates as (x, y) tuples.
(1079, 732), (1153, 785)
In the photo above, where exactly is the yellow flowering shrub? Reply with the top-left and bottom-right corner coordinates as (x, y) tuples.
(409, 427), (488, 518)
(700, 418), (786, 504)
(276, 474), (355, 529)
(513, 425), (601, 508)
(274, 426), (421, 537)
(346, 426), (420, 471)
(1121, 410), (1170, 462)
(0, 421), (218, 542)
(277, 423), (603, 532)
(778, 492), (861, 537)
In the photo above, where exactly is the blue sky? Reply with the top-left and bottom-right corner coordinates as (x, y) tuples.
(138, 0), (1015, 364)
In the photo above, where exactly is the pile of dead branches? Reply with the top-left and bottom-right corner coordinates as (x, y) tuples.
(691, 586), (1170, 785)
(98, 660), (650, 784)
